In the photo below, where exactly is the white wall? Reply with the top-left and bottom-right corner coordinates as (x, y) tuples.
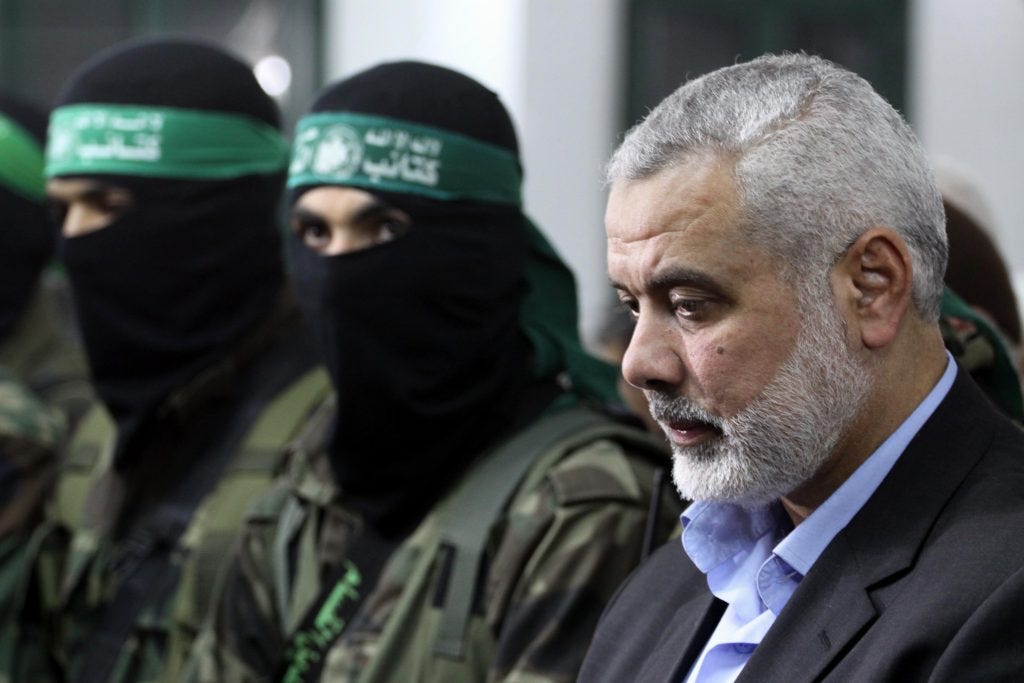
(910, 0), (1024, 302)
(322, 0), (1024, 341)
(323, 1), (526, 112)
(322, 0), (623, 345)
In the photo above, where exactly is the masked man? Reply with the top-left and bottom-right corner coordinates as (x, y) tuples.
(187, 61), (682, 683)
(4, 38), (329, 683)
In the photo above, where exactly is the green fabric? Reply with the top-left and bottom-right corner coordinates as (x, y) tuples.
(521, 219), (620, 404)
(0, 112), (45, 201)
(288, 112), (620, 405)
(287, 112), (521, 205)
(940, 287), (1024, 421)
(45, 104), (289, 180)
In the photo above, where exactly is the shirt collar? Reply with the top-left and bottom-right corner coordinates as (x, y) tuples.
(775, 352), (956, 575)
(680, 351), (956, 582)
(681, 501), (787, 574)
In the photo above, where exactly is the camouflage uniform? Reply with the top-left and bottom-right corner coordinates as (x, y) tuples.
(0, 365), (66, 536)
(0, 366), (66, 683)
(0, 274), (93, 430)
(0, 303), (329, 683)
(187, 401), (682, 683)
(939, 286), (1023, 421)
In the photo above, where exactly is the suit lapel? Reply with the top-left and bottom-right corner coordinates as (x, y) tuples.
(744, 369), (997, 681)
(637, 590), (726, 683)
(738, 534), (875, 682)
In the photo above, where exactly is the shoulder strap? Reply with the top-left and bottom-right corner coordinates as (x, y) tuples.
(51, 405), (115, 530)
(179, 367), (331, 627)
(75, 504), (191, 683)
(232, 367), (331, 472)
(277, 518), (398, 683)
(75, 364), (326, 678)
(433, 404), (650, 659)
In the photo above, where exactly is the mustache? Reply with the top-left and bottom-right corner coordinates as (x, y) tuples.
(646, 392), (725, 429)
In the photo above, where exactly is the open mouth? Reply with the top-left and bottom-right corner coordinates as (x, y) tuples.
(664, 417), (723, 447)
(647, 393), (724, 447)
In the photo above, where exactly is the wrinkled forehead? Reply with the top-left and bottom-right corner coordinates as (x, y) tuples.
(603, 157), (794, 300)
(606, 157), (744, 250)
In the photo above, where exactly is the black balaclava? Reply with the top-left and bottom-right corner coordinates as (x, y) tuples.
(0, 94), (55, 340)
(288, 63), (545, 534)
(53, 38), (286, 467)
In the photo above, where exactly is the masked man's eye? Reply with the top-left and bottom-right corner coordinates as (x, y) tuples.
(292, 215), (332, 251)
(375, 213), (412, 245)
(290, 191), (414, 255)
(45, 181), (135, 237)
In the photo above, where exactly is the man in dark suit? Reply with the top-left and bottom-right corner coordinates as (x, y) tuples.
(579, 53), (1024, 682)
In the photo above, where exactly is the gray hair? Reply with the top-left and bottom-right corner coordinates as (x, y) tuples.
(608, 53), (947, 320)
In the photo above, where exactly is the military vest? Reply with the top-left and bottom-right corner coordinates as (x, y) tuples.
(237, 404), (679, 683)
(12, 358), (329, 683)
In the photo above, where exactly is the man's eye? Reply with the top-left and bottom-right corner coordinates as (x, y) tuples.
(292, 218), (331, 247)
(673, 298), (708, 319)
(375, 215), (411, 244)
(90, 191), (133, 217)
(616, 295), (639, 319)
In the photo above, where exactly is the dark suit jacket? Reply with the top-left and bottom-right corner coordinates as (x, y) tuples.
(579, 369), (1024, 682)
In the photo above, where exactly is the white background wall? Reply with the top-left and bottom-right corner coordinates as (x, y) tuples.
(323, 0), (1024, 342)
(322, 0), (623, 345)
(910, 0), (1024, 304)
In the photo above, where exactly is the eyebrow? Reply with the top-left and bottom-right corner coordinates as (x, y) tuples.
(292, 206), (327, 224)
(46, 182), (126, 203)
(292, 198), (405, 229)
(610, 265), (730, 299)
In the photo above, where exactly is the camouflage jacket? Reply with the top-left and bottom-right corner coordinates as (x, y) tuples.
(186, 402), (682, 683)
(0, 366), (67, 683)
(939, 287), (1023, 422)
(0, 278), (93, 431)
(0, 365), (67, 535)
(0, 302), (329, 683)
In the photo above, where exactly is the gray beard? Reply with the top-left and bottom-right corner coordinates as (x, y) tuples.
(647, 296), (871, 507)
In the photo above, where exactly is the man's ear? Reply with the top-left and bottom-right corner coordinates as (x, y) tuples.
(832, 228), (912, 349)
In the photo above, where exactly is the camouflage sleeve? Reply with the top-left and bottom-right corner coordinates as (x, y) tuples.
(183, 507), (287, 683)
(485, 437), (681, 683)
(4, 281), (94, 433)
(0, 367), (66, 538)
(939, 287), (1024, 422)
(0, 370), (67, 682)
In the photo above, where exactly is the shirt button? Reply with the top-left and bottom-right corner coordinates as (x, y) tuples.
(734, 643), (756, 655)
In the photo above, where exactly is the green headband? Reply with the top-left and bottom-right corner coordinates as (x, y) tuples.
(0, 113), (45, 201)
(45, 104), (289, 180)
(288, 109), (614, 403)
(287, 112), (522, 205)
(290, 111), (618, 405)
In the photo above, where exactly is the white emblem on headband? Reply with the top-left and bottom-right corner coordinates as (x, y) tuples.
(309, 124), (363, 179)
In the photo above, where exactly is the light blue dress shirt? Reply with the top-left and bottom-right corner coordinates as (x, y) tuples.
(681, 353), (957, 683)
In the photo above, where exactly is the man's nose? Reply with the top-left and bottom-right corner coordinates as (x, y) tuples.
(325, 227), (379, 256)
(621, 311), (686, 393)
(62, 202), (112, 238)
